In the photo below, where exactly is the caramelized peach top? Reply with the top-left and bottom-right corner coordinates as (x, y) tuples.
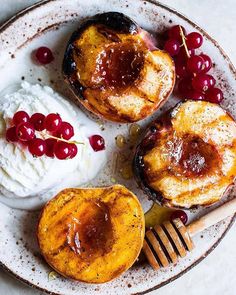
(134, 101), (236, 208)
(37, 185), (145, 283)
(63, 12), (175, 122)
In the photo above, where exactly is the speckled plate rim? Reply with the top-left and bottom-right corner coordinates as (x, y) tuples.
(0, 0), (235, 294)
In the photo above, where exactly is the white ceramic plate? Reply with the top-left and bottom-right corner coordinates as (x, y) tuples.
(0, 0), (235, 294)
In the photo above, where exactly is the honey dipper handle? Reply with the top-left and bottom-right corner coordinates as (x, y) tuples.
(187, 198), (236, 237)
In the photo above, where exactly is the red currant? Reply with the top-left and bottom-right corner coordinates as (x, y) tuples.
(16, 122), (35, 141)
(192, 74), (216, 92)
(175, 59), (188, 78)
(171, 210), (188, 225)
(199, 54), (212, 73)
(177, 47), (195, 63)
(35, 47), (54, 65)
(44, 113), (62, 132)
(57, 121), (74, 140)
(188, 90), (205, 101)
(6, 126), (18, 142)
(187, 55), (204, 73)
(205, 87), (224, 103)
(13, 111), (29, 126)
(28, 138), (46, 157)
(89, 135), (105, 152)
(45, 138), (57, 158)
(186, 32), (203, 49)
(30, 113), (45, 131)
(69, 144), (78, 159)
(178, 77), (193, 97)
(164, 39), (180, 56)
(168, 25), (186, 42)
(54, 141), (72, 160)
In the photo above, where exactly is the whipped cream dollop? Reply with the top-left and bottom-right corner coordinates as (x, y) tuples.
(0, 82), (106, 210)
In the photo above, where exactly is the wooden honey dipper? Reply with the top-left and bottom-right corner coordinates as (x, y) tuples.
(143, 198), (236, 270)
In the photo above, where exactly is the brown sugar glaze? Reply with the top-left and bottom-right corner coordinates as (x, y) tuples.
(66, 201), (114, 261)
(140, 123), (222, 184)
(93, 42), (145, 88)
(168, 134), (221, 178)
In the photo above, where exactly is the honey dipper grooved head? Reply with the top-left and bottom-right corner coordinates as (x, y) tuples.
(143, 218), (194, 270)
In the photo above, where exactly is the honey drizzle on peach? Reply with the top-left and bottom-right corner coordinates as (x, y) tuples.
(66, 201), (114, 260)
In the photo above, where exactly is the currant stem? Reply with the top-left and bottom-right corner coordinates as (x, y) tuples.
(179, 25), (190, 58)
(38, 131), (84, 145)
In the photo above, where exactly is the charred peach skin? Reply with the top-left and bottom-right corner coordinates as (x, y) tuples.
(62, 12), (175, 123)
(37, 185), (145, 283)
(134, 100), (236, 209)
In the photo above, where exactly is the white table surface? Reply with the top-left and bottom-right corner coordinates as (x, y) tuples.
(0, 1), (235, 294)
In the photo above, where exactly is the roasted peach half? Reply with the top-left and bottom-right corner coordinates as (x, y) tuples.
(62, 12), (175, 123)
(37, 185), (145, 283)
(134, 100), (236, 209)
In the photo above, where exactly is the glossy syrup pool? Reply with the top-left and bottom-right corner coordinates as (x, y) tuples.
(97, 42), (144, 88)
(144, 203), (174, 228)
(66, 201), (114, 260)
(0, 0), (235, 294)
(169, 134), (221, 178)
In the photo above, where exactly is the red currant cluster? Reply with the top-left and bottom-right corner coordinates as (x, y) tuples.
(6, 111), (78, 159)
(6, 111), (105, 159)
(164, 25), (223, 103)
